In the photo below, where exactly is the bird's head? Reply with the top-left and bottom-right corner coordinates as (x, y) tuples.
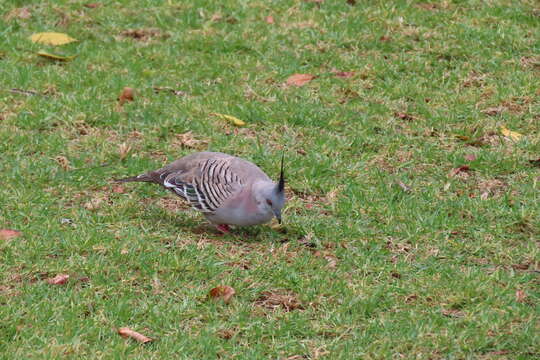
(255, 154), (286, 223)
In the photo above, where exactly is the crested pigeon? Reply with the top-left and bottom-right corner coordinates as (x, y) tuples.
(115, 152), (286, 232)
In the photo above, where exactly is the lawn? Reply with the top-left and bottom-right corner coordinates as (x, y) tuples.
(0, 0), (539, 358)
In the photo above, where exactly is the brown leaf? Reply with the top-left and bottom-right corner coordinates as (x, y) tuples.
(511, 263), (529, 270)
(0, 229), (22, 241)
(217, 328), (236, 339)
(379, 35), (391, 41)
(297, 148), (307, 156)
(347, 0), (357, 5)
(209, 285), (236, 303)
(394, 112), (415, 121)
(515, 289), (527, 303)
(286, 73), (316, 87)
(84, 3), (101, 8)
(120, 28), (166, 41)
(415, 3), (438, 10)
(464, 154), (477, 162)
(449, 165), (471, 178)
(117, 327), (153, 344)
(333, 71), (355, 79)
(255, 290), (303, 311)
(481, 106), (505, 116)
(118, 87), (134, 105)
(174, 131), (209, 150)
(265, 15), (275, 24)
(55, 156), (70, 170)
(46, 274), (70, 285)
(405, 294), (418, 303)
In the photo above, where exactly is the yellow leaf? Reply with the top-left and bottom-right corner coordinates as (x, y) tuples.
(37, 50), (76, 61)
(29, 32), (77, 45)
(500, 126), (523, 141)
(210, 113), (245, 126)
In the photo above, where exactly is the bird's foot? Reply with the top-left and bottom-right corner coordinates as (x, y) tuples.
(215, 224), (231, 234)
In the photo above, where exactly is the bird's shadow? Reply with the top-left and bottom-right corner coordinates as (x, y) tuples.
(139, 206), (286, 243)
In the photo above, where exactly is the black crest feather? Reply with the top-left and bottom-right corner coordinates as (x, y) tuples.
(278, 152), (285, 193)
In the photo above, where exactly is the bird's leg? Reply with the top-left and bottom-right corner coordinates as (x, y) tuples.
(215, 224), (231, 234)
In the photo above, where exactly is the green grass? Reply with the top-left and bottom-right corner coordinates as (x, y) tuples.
(1, 0), (539, 358)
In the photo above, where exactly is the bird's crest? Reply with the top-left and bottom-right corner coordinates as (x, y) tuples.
(278, 152), (285, 193)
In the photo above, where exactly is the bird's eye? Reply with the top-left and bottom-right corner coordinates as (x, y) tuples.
(266, 199), (273, 206)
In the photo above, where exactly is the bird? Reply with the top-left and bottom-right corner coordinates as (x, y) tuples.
(115, 152), (286, 233)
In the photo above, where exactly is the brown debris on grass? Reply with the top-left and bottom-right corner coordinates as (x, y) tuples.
(117, 327), (153, 344)
(46, 274), (70, 285)
(477, 178), (507, 200)
(448, 165), (472, 179)
(286, 74), (316, 87)
(0, 229), (22, 241)
(54, 156), (71, 170)
(255, 290), (303, 311)
(119, 28), (168, 41)
(209, 285), (236, 303)
(173, 131), (209, 150)
(442, 308), (465, 318)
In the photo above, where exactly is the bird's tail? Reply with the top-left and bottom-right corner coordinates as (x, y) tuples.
(114, 173), (153, 183)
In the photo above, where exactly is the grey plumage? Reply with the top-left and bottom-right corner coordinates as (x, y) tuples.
(116, 152), (286, 230)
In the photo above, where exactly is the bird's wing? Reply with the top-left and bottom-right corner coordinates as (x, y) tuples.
(155, 154), (246, 213)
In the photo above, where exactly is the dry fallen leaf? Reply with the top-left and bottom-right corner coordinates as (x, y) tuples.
(29, 32), (77, 45)
(500, 126), (523, 141)
(255, 290), (303, 311)
(120, 28), (166, 41)
(210, 113), (245, 127)
(379, 35), (391, 41)
(175, 131), (208, 150)
(118, 327), (153, 344)
(0, 229), (22, 241)
(449, 165), (471, 178)
(481, 106), (505, 116)
(84, 3), (102, 8)
(333, 70), (355, 79)
(37, 50), (76, 61)
(394, 112), (415, 121)
(515, 289), (527, 303)
(118, 87), (134, 105)
(347, 0), (357, 5)
(415, 3), (438, 10)
(55, 156), (70, 170)
(286, 73), (316, 87)
(209, 285), (236, 303)
(46, 274), (69, 285)
(265, 15), (275, 24)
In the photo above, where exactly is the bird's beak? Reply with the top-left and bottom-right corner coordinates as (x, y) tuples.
(273, 209), (282, 224)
